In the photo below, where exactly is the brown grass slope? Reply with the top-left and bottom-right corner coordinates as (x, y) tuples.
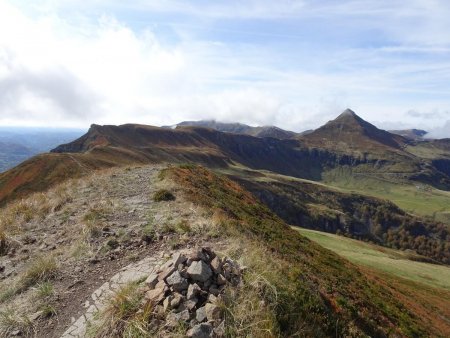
(166, 165), (450, 337)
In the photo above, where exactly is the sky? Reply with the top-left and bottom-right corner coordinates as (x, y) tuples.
(0, 0), (450, 137)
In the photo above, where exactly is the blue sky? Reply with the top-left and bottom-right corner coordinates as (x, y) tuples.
(1, 0), (450, 136)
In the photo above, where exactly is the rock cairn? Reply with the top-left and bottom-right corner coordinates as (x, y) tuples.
(144, 247), (243, 337)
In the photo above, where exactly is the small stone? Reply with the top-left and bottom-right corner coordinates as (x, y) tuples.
(187, 260), (213, 283)
(188, 249), (207, 262)
(172, 252), (187, 267)
(184, 298), (198, 311)
(155, 279), (167, 290)
(145, 288), (165, 304)
(205, 303), (221, 321)
(163, 296), (173, 311)
(159, 265), (176, 281)
(167, 309), (190, 326)
(203, 279), (212, 289)
(187, 323), (213, 338)
(145, 273), (159, 289)
(216, 274), (227, 285)
(207, 294), (218, 304)
(196, 306), (207, 322)
(210, 256), (221, 274)
(170, 293), (184, 308)
(187, 283), (202, 300)
(166, 271), (189, 292)
(209, 286), (220, 296)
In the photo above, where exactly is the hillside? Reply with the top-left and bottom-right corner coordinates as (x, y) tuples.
(296, 228), (450, 290)
(227, 167), (450, 264)
(2, 164), (450, 337)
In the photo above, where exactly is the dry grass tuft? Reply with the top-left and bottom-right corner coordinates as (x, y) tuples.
(19, 255), (58, 289)
(222, 241), (280, 337)
(90, 281), (154, 338)
(0, 308), (34, 337)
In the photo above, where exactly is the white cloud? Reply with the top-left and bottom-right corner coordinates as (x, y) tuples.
(0, 0), (449, 137)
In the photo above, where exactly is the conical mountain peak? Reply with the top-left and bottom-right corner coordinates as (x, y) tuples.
(339, 108), (357, 117)
(304, 109), (406, 150)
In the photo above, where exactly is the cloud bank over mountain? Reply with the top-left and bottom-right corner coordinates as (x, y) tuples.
(0, 0), (449, 135)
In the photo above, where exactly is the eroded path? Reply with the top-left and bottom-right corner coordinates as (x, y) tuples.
(61, 254), (164, 337)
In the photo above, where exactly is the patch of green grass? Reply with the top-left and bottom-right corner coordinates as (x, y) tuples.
(174, 219), (191, 234)
(296, 228), (450, 291)
(0, 287), (17, 303)
(35, 282), (54, 299)
(326, 173), (450, 222)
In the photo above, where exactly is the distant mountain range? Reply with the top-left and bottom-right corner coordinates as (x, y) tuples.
(1, 109), (450, 264)
(0, 109), (448, 205)
(389, 128), (428, 140)
(166, 120), (300, 139)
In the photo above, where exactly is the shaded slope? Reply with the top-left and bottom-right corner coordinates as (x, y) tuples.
(166, 165), (449, 337)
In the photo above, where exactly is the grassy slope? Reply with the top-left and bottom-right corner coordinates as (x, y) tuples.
(324, 171), (450, 224)
(296, 228), (450, 291)
(167, 165), (450, 337)
(297, 228), (450, 336)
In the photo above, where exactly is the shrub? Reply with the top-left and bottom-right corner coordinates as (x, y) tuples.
(152, 189), (175, 202)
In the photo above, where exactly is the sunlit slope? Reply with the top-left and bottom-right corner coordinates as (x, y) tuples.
(295, 227), (450, 291)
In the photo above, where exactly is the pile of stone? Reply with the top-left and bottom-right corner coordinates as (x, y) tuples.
(143, 247), (243, 337)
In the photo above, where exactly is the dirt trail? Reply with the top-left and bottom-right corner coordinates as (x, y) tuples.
(0, 165), (215, 338)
